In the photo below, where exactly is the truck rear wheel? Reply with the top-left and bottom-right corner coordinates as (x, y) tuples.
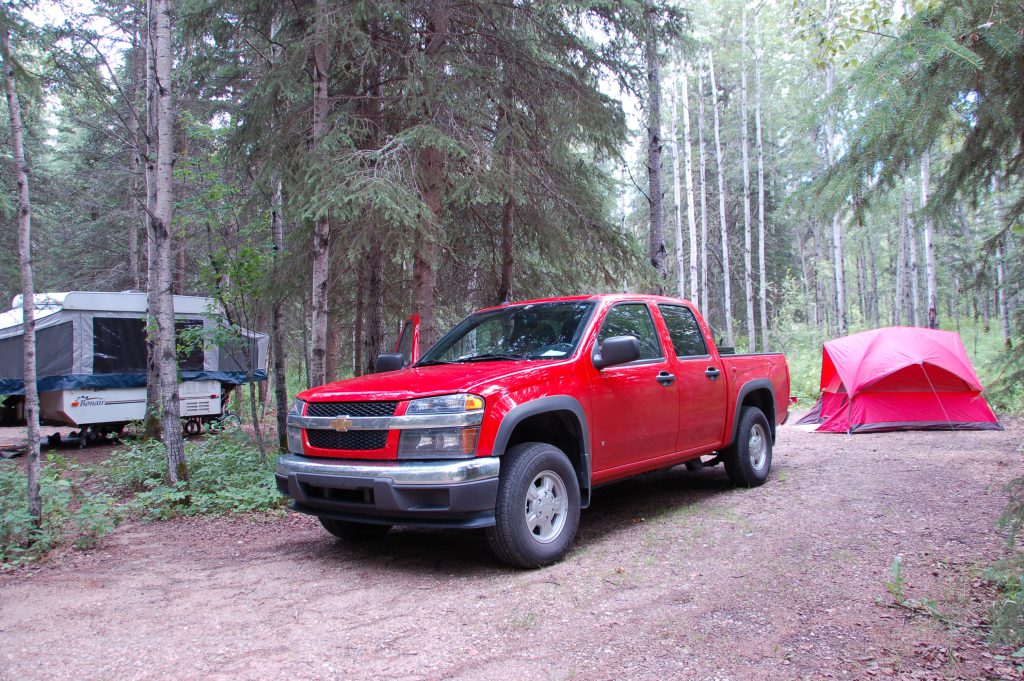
(487, 442), (580, 569)
(722, 406), (772, 488)
(319, 517), (391, 541)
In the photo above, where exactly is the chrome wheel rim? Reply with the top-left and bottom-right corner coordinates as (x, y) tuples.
(525, 470), (568, 544)
(749, 423), (768, 471)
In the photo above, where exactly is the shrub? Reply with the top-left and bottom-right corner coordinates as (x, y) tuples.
(106, 429), (286, 519)
(0, 456), (121, 568)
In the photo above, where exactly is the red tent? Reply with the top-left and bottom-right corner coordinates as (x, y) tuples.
(797, 327), (1002, 433)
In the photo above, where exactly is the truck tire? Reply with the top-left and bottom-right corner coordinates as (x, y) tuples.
(319, 517), (391, 541)
(722, 406), (772, 488)
(487, 442), (581, 569)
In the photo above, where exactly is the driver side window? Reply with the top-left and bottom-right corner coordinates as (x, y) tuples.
(596, 303), (663, 360)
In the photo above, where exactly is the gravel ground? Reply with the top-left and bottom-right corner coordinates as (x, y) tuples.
(1, 419), (1022, 680)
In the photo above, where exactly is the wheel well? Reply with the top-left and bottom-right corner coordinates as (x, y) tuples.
(741, 388), (776, 441)
(504, 410), (586, 489)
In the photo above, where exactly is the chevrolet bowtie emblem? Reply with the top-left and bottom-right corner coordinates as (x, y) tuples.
(330, 417), (353, 432)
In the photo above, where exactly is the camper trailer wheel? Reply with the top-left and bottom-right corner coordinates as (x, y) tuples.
(184, 419), (202, 436)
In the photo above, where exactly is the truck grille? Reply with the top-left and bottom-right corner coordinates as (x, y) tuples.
(307, 429), (389, 451)
(305, 401), (398, 418)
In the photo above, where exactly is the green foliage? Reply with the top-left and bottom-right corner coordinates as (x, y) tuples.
(0, 456), (121, 568)
(817, 0), (1024, 226)
(105, 430), (287, 520)
(985, 553), (1024, 648)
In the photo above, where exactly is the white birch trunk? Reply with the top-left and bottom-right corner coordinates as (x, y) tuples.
(908, 186), (920, 327)
(152, 0), (186, 482)
(740, 5), (755, 352)
(646, 38), (667, 290)
(680, 59), (699, 307)
(921, 151), (938, 328)
(143, 0), (162, 439)
(754, 19), (768, 350)
(309, 0), (331, 386)
(2, 28), (42, 521)
(824, 60), (847, 336)
(669, 74), (685, 298)
(709, 51), (733, 345)
(697, 62), (709, 312)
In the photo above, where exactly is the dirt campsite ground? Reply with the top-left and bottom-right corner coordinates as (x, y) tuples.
(1, 419), (1023, 680)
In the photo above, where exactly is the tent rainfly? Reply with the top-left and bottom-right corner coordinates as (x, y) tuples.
(796, 327), (1002, 433)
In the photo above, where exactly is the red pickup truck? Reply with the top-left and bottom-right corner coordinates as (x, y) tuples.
(277, 294), (790, 568)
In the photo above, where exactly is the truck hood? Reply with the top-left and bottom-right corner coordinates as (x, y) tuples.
(298, 361), (562, 403)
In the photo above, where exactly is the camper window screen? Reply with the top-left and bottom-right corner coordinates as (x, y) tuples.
(92, 318), (205, 374)
(93, 318), (147, 373)
(175, 320), (204, 371)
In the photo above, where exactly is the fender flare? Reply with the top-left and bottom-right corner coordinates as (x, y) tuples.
(725, 379), (776, 448)
(492, 395), (592, 508)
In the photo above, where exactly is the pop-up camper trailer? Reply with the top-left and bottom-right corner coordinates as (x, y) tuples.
(0, 292), (268, 441)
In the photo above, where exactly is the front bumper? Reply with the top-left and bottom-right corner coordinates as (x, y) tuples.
(275, 454), (500, 529)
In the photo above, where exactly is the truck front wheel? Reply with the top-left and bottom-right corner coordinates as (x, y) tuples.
(722, 406), (772, 488)
(487, 442), (581, 569)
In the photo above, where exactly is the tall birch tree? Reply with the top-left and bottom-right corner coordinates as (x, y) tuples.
(679, 59), (699, 308)
(151, 0), (186, 482)
(2, 22), (42, 521)
(709, 50), (733, 345)
(697, 60), (710, 312)
(740, 5), (755, 352)
(646, 37), (667, 291)
(308, 0), (331, 385)
(921, 150), (938, 328)
(754, 14), (768, 350)
(669, 73), (685, 298)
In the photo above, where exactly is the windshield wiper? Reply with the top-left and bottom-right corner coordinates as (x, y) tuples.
(456, 353), (527, 363)
(415, 359), (453, 367)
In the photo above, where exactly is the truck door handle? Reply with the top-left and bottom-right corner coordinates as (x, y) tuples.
(705, 367), (721, 380)
(656, 371), (676, 386)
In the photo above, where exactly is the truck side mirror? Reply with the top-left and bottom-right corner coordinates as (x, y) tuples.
(593, 335), (641, 370)
(375, 352), (406, 373)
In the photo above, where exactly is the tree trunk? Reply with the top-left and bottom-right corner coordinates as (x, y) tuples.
(152, 0), (186, 483)
(362, 242), (385, 375)
(906, 184), (920, 327)
(498, 193), (515, 303)
(754, 22), (768, 350)
(921, 151), (938, 329)
(740, 5), (755, 352)
(823, 57), (847, 336)
(645, 38), (667, 292)
(679, 60), (699, 309)
(270, 180), (288, 449)
(412, 1), (451, 348)
(143, 0), (162, 440)
(709, 51), (733, 345)
(697, 62), (709, 312)
(993, 175), (1012, 349)
(669, 74), (685, 298)
(308, 0), (332, 386)
(2, 27), (42, 522)
(894, 203), (906, 326)
(126, 32), (143, 291)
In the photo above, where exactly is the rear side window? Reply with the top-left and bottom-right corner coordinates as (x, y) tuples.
(597, 303), (662, 360)
(658, 305), (708, 357)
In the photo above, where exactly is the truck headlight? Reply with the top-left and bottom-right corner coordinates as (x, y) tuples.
(405, 393), (485, 415)
(398, 394), (484, 459)
(287, 398), (305, 454)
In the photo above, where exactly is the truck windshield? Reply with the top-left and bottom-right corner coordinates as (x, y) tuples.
(417, 301), (595, 364)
